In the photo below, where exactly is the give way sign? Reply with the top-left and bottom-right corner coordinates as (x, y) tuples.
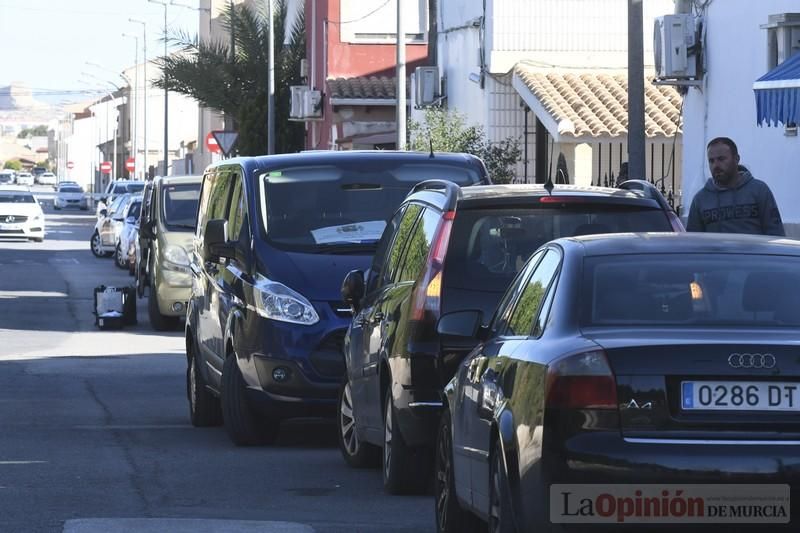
(210, 130), (239, 157)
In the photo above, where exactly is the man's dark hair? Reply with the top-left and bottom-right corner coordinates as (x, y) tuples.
(707, 137), (739, 157)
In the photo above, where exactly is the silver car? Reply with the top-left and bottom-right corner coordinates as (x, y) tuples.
(54, 183), (89, 210)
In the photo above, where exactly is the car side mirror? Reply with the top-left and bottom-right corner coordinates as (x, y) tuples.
(437, 310), (487, 346)
(140, 220), (154, 238)
(100, 209), (108, 217)
(203, 219), (235, 262)
(341, 270), (365, 312)
(126, 216), (136, 225)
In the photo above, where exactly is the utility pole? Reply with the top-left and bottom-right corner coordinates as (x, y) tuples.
(122, 33), (139, 177)
(396, 0), (406, 150)
(130, 18), (148, 179)
(627, 0), (646, 180)
(267, 0), (275, 155)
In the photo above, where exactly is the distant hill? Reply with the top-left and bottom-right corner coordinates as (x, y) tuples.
(0, 84), (49, 111)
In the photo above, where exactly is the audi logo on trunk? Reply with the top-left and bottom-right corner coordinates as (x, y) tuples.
(728, 353), (776, 369)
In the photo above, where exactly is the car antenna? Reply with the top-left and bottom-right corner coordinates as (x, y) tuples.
(544, 172), (554, 195)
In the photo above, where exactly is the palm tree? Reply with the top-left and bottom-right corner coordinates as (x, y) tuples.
(154, 0), (305, 156)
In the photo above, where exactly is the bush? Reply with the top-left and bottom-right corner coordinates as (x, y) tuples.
(3, 160), (22, 171)
(408, 108), (521, 184)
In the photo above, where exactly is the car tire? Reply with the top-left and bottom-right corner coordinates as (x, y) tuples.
(147, 290), (180, 331)
(435, 409), (482, 533)
(337, 378), (380, 468)
(488, 441), (515, 533)
(221, 351), (279, 446)
(187, 338), (222, 427)
(114, 243), (128, 269)
(383, 388), (432, 495)
(90, 231), (111, 258)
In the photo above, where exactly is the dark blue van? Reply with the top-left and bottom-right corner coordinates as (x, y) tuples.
(185, 151), (489, 445)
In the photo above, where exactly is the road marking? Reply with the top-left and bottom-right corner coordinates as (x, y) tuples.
(49, 258), (80, 264)
(63, 519), (315, 533)
(73, 424), (192, 430)
(0, 461), (47, 465)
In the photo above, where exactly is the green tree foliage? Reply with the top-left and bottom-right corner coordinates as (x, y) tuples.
(17, 125), (48, 139)
(409, 108), (521, 184)
(154, 0), (305, 156)
(3, 160), (22, 171)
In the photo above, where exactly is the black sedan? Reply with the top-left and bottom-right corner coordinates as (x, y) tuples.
(435, 233), (800, 532)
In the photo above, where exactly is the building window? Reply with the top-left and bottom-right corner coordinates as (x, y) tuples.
(762, 13), (800, 69)
(339, 0), (428, 44)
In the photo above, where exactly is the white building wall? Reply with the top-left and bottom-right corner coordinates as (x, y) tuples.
(66, 116), (97, 191)
(681, 0), (800, 233)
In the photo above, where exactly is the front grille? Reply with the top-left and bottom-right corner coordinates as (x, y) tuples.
(309, 330), (347, 378)
(0, 229), (25, 234)
(0, 215), (28, 222)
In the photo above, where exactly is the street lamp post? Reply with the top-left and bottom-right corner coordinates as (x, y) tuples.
(129, 18), (148, 179)
(81, 73), (121, 182)
(122, 33), (139, 179)
(87, 62), (133, 181)
(148, 0), (169, 176)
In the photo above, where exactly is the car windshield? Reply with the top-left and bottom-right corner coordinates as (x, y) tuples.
(127, 201), (142, 220)
(60, 186), (83, 193)
(126, 182), (145, 193)
(162, 183), (200, 230)
(0, 194), (35, 203)
(582, 253), (800, 327)
(260, 163), (483, 252)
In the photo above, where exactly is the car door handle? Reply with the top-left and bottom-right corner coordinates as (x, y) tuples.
(371, 311), (385, 324)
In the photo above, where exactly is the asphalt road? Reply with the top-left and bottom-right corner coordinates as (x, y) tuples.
(0, 203), (435, 533)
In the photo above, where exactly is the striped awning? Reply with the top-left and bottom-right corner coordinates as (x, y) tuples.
(754, 53), (800, 127)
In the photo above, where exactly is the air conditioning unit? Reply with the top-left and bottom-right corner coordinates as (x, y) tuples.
(290, 86), (306, 119)
(415, 66), (440, 107)
(654, 14), (697, 79)
(303, 90), (322, 118)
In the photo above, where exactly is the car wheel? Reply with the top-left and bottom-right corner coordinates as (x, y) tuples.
(147, 290), (180, 331)
(383, 388), (431, 495)
(221, 351), (279, 446)
(337, 378), (380, 468)
(488, 442), (515, 533)
(187, 338), (222, 427)
(90, 231), (110, 258)
(114, 243), (128, 269)
(435, 409), (482, 533)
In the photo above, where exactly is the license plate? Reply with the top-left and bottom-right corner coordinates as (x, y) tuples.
(0, 223), (19, 230)
(682, 381), (800, 411)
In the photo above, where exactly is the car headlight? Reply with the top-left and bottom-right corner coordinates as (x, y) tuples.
(253, 274), (319, 325)
(32, 213), (43, 221)
(162, 245), (190, 273)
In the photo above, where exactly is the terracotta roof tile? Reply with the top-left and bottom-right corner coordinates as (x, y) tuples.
(328, 76), (397, 100)
(514, 63), (682, 139)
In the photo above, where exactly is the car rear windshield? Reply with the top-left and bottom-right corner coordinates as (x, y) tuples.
(162, 183), (200, 230)
(582, 253), (800, 327)
(60, 186), (83, 193)
(126, 182), (145, 193)
(260, 163), (484, 252)
(0, 194), (35, 203)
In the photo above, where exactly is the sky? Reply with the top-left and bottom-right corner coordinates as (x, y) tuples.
(0, 0), (199, 105)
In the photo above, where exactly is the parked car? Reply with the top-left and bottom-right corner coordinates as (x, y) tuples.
(185, 151), (490, 445)
(0, 170), (15, 185)
(96, 180), (145, 218)
(90, 193), (137, 258)
(339, 179), (683, 494)
(115, 197), (142, 270)
(15, 172), (34, 186)
(136, 175), (201, 330)
(37, 172), (57, 186)
(434, 232), (800, 531)
(0, 189), (45, 242)
(54, 183), (89, 210)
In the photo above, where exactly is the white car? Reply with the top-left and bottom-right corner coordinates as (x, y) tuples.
(96, 180), (145, 218)
(54, 183), (89, 210)
(0, 170), (15, 185)
(90, 193), (137, 258)
(0, 190), (45, 242)
(15, 172), (34, 186)
(115, 197), (142, 269)
(37, 172), (57, 186)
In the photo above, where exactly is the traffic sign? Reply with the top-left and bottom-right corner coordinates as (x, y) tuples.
(125, 158), (135, 173)
(66, 161), (74, 170)
(205, 132), (221, 154)
(100, 161), (112, 174)
(211, 130), (239, 157)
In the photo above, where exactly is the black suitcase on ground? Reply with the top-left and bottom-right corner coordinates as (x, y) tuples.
(94, 285), (137, 330)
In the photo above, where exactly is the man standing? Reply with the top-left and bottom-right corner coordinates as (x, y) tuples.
(687, 137), (785, 236)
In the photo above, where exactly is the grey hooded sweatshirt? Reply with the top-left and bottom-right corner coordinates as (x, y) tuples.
(686, 168), (785, 236)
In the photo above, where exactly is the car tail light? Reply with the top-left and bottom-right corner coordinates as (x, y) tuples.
(538, 196), (586, 203)
(410, 211), (455, 323)
(546, 350), (617, 409)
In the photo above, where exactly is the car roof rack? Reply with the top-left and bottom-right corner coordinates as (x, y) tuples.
(409, 179), (462, 211)
(617, 179), (674, 213)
